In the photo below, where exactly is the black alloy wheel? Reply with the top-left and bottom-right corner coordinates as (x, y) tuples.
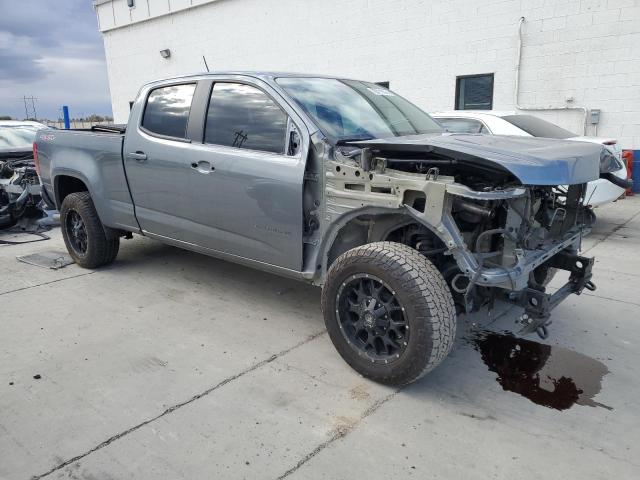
(59, 191), (120, 268)
(336, 273), (409, 364)
(65, 209), (88, 256)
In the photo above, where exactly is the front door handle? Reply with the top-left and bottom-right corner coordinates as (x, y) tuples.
(127, 151), (147, 162)
(191, 160), (214, 174)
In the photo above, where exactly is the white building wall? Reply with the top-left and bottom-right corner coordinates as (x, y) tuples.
(96, 0), (640, 149)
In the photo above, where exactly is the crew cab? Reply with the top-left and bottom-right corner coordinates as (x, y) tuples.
(34, 72), (628, 385)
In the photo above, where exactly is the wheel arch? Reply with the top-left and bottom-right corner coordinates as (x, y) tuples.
(52, 168), (120, 230)
(314, 207), (450, 285)
(54, 173), (89, 209)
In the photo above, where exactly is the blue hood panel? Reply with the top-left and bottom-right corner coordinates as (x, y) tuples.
(353, 134), (603, 186)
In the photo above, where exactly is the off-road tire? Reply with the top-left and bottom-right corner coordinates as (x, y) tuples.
(532, 266), (558, 287)
(541, 267), (558, 286)
(60, 191), (119, 268)
(321, 242), (457, 386)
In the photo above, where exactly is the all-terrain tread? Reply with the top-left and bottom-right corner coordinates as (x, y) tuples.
(60, 191), (119, 269)
(321, 242), (456, 385)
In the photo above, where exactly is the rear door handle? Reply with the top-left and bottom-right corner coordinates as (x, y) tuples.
(127, 151), (147, 162)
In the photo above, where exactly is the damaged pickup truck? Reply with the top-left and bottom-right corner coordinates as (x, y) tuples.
(35, 73), (627, 385)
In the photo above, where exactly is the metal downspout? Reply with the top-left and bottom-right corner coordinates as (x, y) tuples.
(514, 17), (588, 135)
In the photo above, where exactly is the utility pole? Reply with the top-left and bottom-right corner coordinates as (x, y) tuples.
(21, 96), (37, 120)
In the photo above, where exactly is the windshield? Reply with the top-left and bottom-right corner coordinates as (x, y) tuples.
(276, 77), (442, 142)
(0, 124), (41, 151)
(501, 115), (576, 139)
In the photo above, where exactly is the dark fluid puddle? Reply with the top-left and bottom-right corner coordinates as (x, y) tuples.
(472, 332), (611, 411)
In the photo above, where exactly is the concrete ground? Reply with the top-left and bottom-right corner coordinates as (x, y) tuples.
(1, 198), (639, 480)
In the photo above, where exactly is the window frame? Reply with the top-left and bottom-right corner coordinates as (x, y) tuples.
(139, 81), (197, 143)
(454, 73), (494, 111)
(275, 77), (443, 144)
(202, 80), (291, 156)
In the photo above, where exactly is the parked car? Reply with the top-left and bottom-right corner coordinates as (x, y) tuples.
(432, 111), (628, 207)
(0, 120), (49, 229)
(35, 73), (628, 385)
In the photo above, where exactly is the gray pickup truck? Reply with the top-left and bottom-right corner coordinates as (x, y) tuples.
(35, 72), (622, 385)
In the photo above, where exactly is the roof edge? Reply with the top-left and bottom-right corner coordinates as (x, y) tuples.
(94, 0), (224, 33)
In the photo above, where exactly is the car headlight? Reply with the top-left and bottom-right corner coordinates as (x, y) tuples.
(600, 149), (623, 173)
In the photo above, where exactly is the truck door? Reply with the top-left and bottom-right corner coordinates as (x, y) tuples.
(181, 81), (305, 271)
(122, 82), (199, 239)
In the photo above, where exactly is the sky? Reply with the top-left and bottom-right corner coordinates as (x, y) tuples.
(0, 0), (112, 120)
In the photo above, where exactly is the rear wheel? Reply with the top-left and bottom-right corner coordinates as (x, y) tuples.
(321, 242), (457, 386)
(60, 192), (119, 268)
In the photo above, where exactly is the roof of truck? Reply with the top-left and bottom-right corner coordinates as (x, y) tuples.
(183, 71), (344, 79)
(141, 71), (359, 88)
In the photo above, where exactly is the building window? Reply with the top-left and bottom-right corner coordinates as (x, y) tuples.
(455, 74), (494, 110)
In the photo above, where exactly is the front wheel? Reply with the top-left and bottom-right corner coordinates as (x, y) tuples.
(321, 242), (457, 386)
(60, 191), (119, 268)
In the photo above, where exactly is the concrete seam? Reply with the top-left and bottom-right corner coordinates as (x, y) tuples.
(583, 292), (640, 307)
(0, 272), (96, 297)
(31, 330), (327, 480)
(276, 388), (401, 480)
(592, 268), (640, 279)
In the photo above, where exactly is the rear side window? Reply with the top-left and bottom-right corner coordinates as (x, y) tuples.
(204, 83), (287, 154)
(437, 117), (488, 134)
(501, 115), (576, 139)
(142, 84), (196, 139)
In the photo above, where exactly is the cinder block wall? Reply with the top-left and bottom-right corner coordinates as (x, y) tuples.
(96, 0), (640, 149)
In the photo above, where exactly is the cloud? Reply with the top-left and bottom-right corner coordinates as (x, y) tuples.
(0, 50), (46, 81)
(0, 0), (112, 119)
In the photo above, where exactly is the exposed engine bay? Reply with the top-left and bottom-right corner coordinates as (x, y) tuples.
(0, 152), (44, 230)
(308, 138), (601, 338)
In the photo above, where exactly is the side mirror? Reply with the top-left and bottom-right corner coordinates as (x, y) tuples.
(288, 130), (301, 156)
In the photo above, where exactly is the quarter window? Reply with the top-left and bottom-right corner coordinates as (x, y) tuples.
(455, 74), (494, 110)
(204, 83), (287, 154)
(142, 84), (196, 139)
(437, 117), (488, 134)
(501, 115), (576, 139)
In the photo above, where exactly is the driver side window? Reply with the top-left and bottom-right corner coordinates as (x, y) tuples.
(204, 82), (288, 154)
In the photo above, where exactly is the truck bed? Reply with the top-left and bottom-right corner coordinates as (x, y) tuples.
(36, 127), (138, 232)
(90, 124), (127, 134)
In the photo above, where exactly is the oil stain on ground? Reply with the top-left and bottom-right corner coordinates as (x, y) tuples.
(471, 331), (611, 411)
